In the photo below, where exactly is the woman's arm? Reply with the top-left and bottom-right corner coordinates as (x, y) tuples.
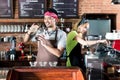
(75, 35), (107, 46)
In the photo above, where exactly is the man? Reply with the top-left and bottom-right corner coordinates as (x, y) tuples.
(24, 8), (67, 66)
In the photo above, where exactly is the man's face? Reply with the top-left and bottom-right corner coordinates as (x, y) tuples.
(44, 16), (56, 28)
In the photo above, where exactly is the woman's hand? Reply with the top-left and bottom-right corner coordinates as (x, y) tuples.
(97, 39), (108, 44)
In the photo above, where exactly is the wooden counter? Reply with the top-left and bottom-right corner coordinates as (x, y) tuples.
(7, 66), (85, 80)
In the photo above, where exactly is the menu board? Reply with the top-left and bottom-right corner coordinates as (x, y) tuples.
(51, 0), (78, 18)
(0, 0), (13, 18)
(18, 0), (46, 18)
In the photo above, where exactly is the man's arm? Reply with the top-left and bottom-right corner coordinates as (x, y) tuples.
(24, 31), (31, 42)
(43, 44), (64, 57)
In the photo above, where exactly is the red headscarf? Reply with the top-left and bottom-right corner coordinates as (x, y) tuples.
(44, 11), (58, 20)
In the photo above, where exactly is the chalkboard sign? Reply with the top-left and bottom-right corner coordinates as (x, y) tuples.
(18, 0), (46, 18)
(0, 0), (13, 18)
(51, 0), (78, 18)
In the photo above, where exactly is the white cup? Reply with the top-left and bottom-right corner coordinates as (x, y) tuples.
(39, 61), (47, 67)
(49, 61), (58, 67)
(29, 61), (37, 67)
(4, 37), (9, 42)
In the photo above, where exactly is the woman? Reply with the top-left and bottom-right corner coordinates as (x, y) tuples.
(66, 19), (107, 73)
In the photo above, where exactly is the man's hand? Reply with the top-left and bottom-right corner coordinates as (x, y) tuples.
(27, 23), (40, 35)
(37, 35), (47, 47)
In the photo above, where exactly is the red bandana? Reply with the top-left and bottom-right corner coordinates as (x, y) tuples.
(44, 11), (58, 20)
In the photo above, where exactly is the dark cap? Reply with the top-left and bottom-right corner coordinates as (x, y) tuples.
(45, 8), (58, 16)
(77, 18), (89, 27)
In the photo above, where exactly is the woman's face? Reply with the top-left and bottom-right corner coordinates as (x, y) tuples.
(77, 23), (89, 34)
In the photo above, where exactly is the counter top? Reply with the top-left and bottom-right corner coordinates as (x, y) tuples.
(7, 66), (85, 80)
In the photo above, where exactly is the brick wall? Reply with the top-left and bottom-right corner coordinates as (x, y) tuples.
(79, 0), (120, 30)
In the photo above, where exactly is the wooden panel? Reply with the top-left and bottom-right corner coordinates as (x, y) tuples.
(7, 67), (85, 80)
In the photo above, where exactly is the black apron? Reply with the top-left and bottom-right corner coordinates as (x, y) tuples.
(69, 43), (86, 72)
